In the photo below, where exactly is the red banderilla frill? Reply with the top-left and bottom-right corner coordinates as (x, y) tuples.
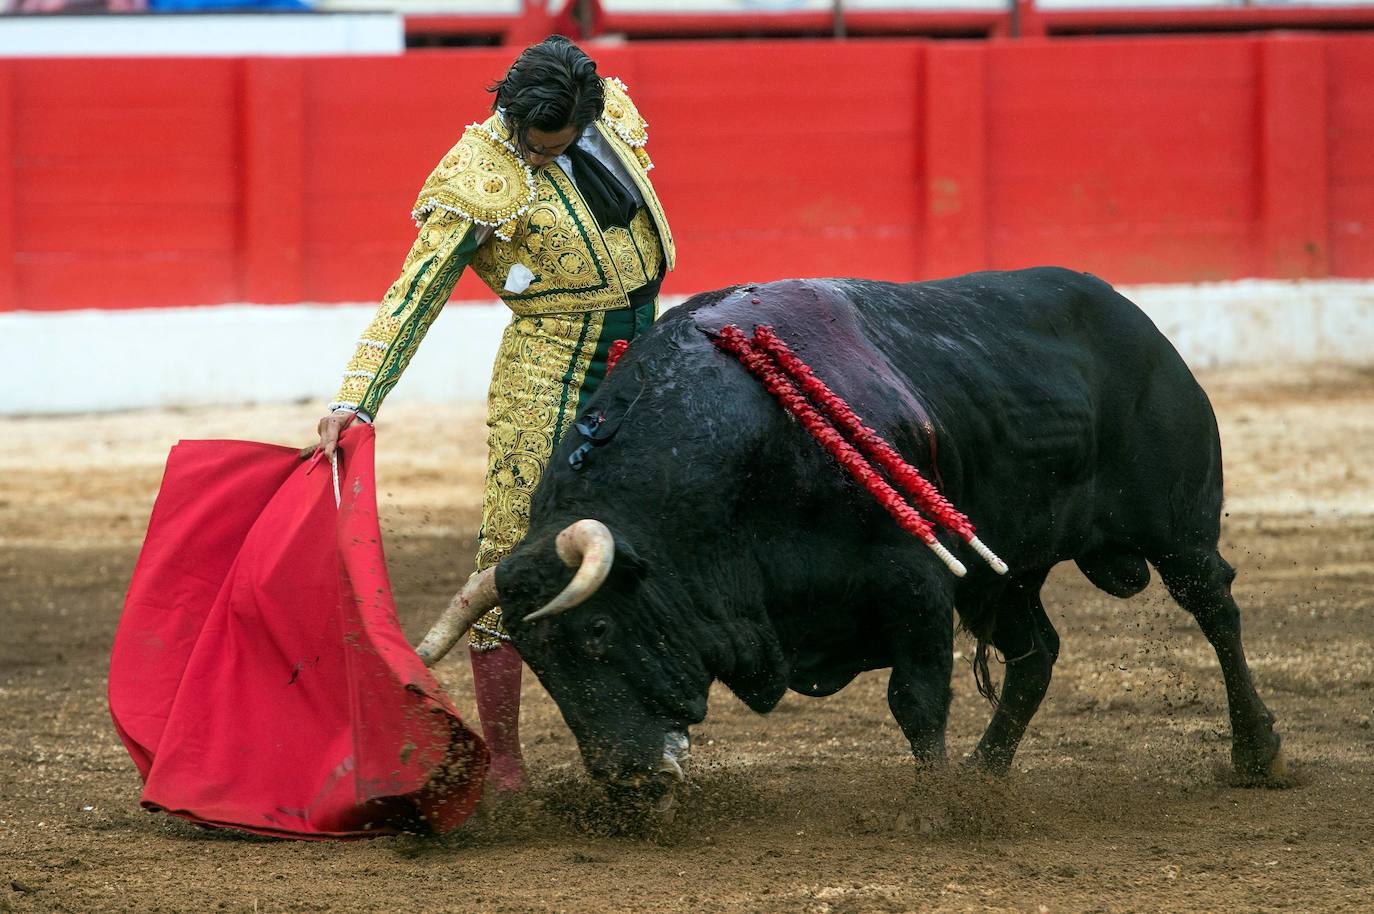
(709, 323), (1006, 577)
(750, 325), (1007, 575)
(606, 339), (630, 377)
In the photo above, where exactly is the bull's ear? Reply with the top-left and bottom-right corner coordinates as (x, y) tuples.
(611, 536), (649, 585)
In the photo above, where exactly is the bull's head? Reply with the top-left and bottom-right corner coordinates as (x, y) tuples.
(415, 519), (704, 798)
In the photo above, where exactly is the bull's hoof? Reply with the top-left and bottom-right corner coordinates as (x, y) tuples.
(962, 747), (1012, 776)
(962, 758), (1011, 777)
(1229, 731), (1291, 788)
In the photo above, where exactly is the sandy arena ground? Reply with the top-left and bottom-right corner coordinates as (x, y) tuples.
(2, 364), (1372, 913)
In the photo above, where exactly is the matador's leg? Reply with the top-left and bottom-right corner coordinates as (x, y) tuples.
(466, 310), (613, 791)
(465, 296), (658, 792)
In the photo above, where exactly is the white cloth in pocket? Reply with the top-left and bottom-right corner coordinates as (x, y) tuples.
(503, 264), (535, 294)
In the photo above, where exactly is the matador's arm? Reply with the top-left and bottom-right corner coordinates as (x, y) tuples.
(330, 211), (482, 419)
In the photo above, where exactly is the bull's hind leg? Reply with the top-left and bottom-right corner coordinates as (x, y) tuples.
(1154, 549), (1283, 783)
(886, 598), (955, 764)
(967, 569), (1059, 774)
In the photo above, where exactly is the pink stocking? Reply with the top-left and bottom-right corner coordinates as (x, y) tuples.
(469, 643), (530, 793)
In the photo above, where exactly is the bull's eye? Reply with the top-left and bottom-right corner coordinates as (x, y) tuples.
(584, 616), (611, 659)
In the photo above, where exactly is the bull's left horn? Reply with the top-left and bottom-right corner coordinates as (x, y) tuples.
(415, 566), (499, 666)
(524, 519), (615, 622)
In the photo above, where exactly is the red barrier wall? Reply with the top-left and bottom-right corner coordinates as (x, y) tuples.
(3, 33), (1372, 313)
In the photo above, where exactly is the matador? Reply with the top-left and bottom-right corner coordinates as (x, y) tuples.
(316, 36), (674, 793)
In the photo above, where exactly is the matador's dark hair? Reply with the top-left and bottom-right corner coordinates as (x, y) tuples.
(490, 36), (605, 155)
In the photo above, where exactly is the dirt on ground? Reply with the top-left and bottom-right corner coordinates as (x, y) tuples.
(2, 364), (1372, 914)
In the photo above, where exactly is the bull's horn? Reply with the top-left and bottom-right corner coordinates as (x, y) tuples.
(524, 519), (615, 623)
(415, 566), (500, 666)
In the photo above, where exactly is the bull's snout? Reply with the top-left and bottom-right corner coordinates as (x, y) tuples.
(588, 730), (692, 826)
(585, 729), (691, 790)
(585, 753), (661, 789)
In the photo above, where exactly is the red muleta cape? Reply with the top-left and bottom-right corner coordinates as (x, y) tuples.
(108, 424), (488, 839)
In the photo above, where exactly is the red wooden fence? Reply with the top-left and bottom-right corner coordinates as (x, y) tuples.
(3, 33), (1371, 313)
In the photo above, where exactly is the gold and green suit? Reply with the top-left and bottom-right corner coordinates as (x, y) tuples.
(332, 78), (675, 650)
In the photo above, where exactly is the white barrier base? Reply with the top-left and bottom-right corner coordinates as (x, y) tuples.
(6, 279), (1374, 416)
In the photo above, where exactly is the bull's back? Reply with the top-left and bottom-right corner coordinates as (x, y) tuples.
(671, 268), (1222, 561)
(710, 269), (1220, 556)
(868, 267), (1223, 555)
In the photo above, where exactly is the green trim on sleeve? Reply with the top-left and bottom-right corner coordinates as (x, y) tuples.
(356, 224), (480, 417)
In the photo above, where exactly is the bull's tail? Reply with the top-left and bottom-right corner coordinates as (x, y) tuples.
(972, 638), (1000, 707)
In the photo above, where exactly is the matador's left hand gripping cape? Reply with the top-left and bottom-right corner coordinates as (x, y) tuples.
(331, 78), (675, 417)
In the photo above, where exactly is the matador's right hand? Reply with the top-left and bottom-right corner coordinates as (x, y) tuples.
(304, 410), (355, 460)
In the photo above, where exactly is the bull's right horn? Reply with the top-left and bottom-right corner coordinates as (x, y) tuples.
(415, 566), (499, 666)
(524, 519), (615, 623)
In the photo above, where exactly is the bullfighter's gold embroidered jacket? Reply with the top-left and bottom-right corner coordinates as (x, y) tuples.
(331, 77), (675, 418)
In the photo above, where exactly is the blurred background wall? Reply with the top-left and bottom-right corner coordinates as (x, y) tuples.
(3, 6), (1372, 413)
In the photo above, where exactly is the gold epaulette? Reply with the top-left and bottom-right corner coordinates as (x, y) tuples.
(411, 116), (535, 243)
(600, 77), (648, 148)
(600, 77), (652, 171)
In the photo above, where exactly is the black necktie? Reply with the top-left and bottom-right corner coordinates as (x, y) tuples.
(565, 143), (638, 232)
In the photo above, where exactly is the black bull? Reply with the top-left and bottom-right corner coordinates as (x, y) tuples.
(424, 267), (1285, 791)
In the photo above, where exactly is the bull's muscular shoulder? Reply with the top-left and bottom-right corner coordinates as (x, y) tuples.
(600, 77), (650, 153)
(410, 115), (536, 242)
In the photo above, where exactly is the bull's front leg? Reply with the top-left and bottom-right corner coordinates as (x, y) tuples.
(885, 599), (954, 764)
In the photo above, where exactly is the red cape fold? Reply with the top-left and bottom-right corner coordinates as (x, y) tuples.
(109, 424), (488, 839)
